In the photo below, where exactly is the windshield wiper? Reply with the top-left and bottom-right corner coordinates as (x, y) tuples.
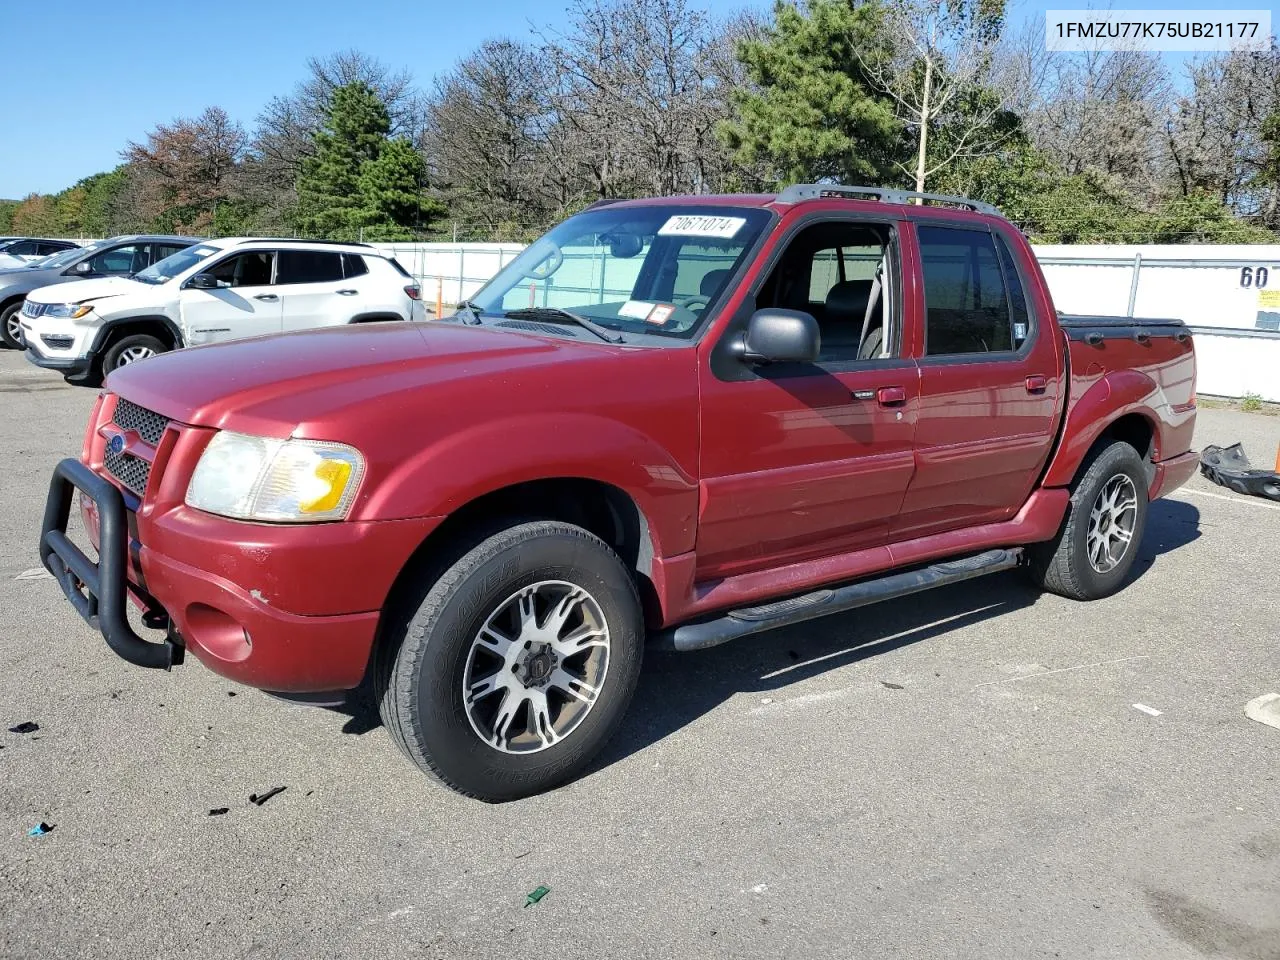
(503, 307), (624, 344)
(454, 299), (485, 325)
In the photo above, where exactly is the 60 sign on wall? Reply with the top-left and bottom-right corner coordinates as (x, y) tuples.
(1240, 266), (1271, 288)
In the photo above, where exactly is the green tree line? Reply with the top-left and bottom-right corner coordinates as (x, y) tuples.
(3, 0), (1278, 244)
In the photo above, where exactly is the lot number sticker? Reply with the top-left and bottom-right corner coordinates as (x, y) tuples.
(658, 215), (746, 239)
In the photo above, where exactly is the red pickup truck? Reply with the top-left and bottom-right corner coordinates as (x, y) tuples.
(40, 186), (1198, 801)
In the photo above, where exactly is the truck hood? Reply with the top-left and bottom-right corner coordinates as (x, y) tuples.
(107, 321), (614, 438)
(26, 275), (144, 305)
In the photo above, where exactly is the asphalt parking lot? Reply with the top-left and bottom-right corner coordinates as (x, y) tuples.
(1, 348), (1277, 960)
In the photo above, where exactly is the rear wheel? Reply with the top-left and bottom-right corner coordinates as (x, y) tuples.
(1, 301), (24, 349)
(1026, 440), (1149, 600)
(102, 334), (168, 374)
(376, 520), (644, 801)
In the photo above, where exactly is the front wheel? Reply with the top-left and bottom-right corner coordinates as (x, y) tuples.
(1, 301), (24, 349)
(102, 334), (168, 375)
(1026, 440), (1149, 600)
(376, 521), (644, 801)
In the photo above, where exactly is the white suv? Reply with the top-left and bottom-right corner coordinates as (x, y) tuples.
(21, 238), (425, 381)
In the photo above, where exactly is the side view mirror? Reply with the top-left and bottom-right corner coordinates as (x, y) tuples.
(72, 261), (93, 275)
(741, 309), (820, 364)
(186, 273), (219, 290)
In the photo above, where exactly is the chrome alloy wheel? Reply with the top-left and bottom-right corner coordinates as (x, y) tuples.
(117, 345), (156, 365)
(5, 312), (23, 347)
(462, 580), (610, 754)
(1087, 474), (1138, 573)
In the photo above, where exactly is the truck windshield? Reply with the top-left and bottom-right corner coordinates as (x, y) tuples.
(133, 244), (218, 284)
(468, 205), (771, 339)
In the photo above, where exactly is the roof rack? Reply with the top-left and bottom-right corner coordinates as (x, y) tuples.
(776, 184), (1000, 216)
(232, 237), (375, 248)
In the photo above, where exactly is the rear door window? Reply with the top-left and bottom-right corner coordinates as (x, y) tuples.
(276, 250), (344, 284)
(918, 226), (1013, 356)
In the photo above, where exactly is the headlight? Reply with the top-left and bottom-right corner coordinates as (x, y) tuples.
(185, 431), (365, 522)
(44, 303), (94, 319)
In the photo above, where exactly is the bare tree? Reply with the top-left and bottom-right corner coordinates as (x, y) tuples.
(541, 0), (741, 199)
(1164, 43), (1280, 223)
(1024, 45), (1171, 202)
(425, 39), (566, 236)
(858, 0), (1008, 193)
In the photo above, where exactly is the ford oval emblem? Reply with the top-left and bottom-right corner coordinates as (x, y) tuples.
(107, 434), (125, 455)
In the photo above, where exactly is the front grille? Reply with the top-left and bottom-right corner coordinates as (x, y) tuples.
(22, 301), (45, 318)
(104, 448), (151, 497)
(112, 398), (170, 446)
(102, 398), (171, 497)
(40, 334), (74, 349)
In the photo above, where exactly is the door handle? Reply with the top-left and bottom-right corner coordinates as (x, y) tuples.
(1025, 375), (1048, 394)
(875, 385), (907, 406)
(336, 289), (359, 296)
(254, 294), (278, 302)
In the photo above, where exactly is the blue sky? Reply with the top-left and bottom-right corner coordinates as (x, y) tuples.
(1, 0), (1273, 198)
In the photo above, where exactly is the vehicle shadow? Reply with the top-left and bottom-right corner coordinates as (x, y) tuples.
(324, 498), (1203, 758)
(593, 495), (1202, 773)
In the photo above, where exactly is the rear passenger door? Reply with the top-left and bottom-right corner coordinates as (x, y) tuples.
(890, 222), (1062, 541)
(277, 250), (350, 331)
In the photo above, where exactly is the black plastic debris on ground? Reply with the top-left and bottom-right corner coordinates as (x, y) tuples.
(249, 786), (286, 806)
(208, 807), (230, 816)
(1200, 444), (1280, 502)
(881, 681), (905, 690)
(28, 822), (54, 836)
(8, 722), (39, 734)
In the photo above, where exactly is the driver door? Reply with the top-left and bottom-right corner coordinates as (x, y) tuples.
(180, 250), (283, 345)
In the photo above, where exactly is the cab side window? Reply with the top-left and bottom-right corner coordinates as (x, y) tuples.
(756, 221), (895, 363)
(207, 252), (275, 287)
(918, 226), (1015, 356)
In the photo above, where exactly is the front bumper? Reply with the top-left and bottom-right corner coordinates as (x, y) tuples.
(25, 347), (92, 376)
(41, 455), (443, 692)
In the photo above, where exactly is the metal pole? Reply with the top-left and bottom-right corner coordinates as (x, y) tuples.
(1126, 253), (1142, 318)
(458, 248), (465, 305)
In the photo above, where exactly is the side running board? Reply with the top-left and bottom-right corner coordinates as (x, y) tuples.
(656, 549), (1022, 652)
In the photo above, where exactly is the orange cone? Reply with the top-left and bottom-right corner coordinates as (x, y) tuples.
(1274, 441), (1280, 473)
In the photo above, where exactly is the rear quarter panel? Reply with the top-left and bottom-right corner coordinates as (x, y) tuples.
(1041, 331), (1197, 488)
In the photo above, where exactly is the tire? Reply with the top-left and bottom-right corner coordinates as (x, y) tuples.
(1026, 440), (1149, 600)
(376, 520), (644, 802)
(1, 301), (24, 349)
(101, 334), (168, 374)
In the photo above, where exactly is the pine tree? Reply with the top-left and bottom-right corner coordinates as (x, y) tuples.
(720, 0), (902, 186)
(295, 81), (440, 239)
(355, 138), (444, 240)
(296, 82), (390, 238)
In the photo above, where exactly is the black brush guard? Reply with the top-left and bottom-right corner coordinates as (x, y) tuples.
(39, 458), (183, 669)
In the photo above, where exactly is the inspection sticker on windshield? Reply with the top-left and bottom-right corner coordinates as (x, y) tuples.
(619, 300), (656, 320)
(658, 215), (746, 239)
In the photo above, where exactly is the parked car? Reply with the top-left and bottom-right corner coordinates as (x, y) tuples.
(0, 237), (79, 269)
(21, 237), (424, 380)
(0, 235), (194, 350)
(38, 186), (1199, 801)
